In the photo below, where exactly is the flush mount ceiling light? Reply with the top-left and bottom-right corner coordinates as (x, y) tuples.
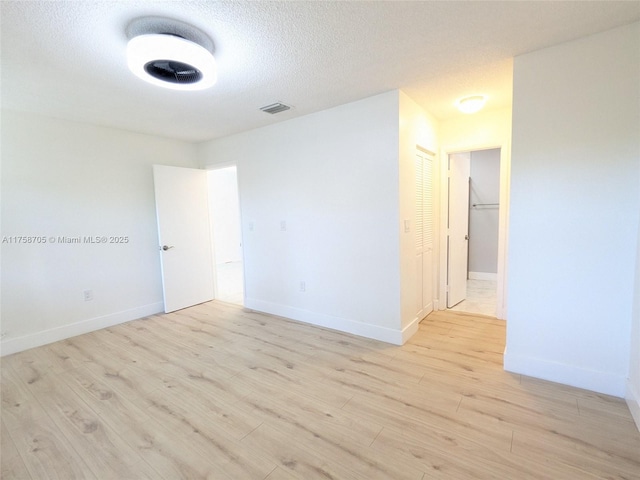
(126, 17), (216, 91)
(456, 95), (487, 114)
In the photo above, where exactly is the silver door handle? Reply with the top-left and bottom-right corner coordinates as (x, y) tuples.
(161, 245), (174, 251)
(465, 235), (469, 240)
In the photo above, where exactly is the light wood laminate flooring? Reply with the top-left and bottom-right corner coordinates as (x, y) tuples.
(2, 302), (639, 479)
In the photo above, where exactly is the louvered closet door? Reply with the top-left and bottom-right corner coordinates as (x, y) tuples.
(416, 151), (434, 320)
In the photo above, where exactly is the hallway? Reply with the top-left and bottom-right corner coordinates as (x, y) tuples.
(449, 278), (497, 317)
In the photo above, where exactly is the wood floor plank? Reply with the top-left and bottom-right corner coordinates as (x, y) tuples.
(240, 380), (384, 448)
(1, 365), (97, 479)
(264, 466), (301, 480)
(154, 374), (263, 441)
(5, 424), (97, 479)
(21, 370), (162, 479)
(72, 382), (237, 479)
(457, 391), (640, 457)
(242, 419), (424, 480)
(1, 419), (32, 480)
(2, 303), (639, 480)
(229, 351), (358, 410)
(58, 365), (153, 433)
(511, 427), (640, 480)
(118, 425), (237, 480)
(50, 365), (238, 479)
(241, 422), (349, 479)
(341, 390), (513, 453)
(1, 365), (51, 435)
(142, 387), (277, 479)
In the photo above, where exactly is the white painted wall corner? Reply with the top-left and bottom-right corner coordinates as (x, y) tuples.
(627, 379), (640, 432)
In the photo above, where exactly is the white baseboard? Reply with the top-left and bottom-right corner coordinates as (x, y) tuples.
(402, 317), (420, 344)
(245, 298), (408, 345)
(469, 271), (498, 281)
(504, 348), (626, 398)
(0, 302), (164, 356)
(626, 379), (640, 432)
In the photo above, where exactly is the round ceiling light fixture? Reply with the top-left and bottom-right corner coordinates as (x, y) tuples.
(126, 17), (216, 91)
(456, 95), (486, 114)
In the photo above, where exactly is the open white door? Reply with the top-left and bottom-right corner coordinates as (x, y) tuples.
(153, 165), (214, 312)
(447, 152), (470, 308)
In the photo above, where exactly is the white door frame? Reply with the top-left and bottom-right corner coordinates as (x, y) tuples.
(438, 143), (510, 319)
(205, 162), (245, 304)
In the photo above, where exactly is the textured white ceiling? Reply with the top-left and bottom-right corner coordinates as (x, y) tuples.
(2, 1), (639, 142)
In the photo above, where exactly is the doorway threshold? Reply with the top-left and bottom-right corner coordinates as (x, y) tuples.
(448, 279), (497, 317)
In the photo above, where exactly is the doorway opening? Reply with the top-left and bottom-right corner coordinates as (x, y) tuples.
(446, 148), (500, 317)
(207, 166), (244, 305)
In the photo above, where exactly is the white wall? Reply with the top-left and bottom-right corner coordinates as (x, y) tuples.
(199, 92), (408, 343)
(398, 91), (439, 332)
(1, 110), (198, 355)
(506, 23), (640, 397)
(628, 184), (640, 429)
(440, 108), (512, 153)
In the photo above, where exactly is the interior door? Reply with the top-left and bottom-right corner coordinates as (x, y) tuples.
(447, 152), (470, 308)
(416, 150), (434, 320)
(153, 165), (214, 312)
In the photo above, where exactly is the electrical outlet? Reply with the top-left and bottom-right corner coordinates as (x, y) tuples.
(299, 281), (306, 292)
(83, 289), (93, 301)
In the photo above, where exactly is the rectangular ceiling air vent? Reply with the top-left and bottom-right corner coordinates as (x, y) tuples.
(260, 102), (291, 114)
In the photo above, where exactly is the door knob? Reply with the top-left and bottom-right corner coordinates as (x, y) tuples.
(161, 245), (174, 251)
(465, 235), (469, 240)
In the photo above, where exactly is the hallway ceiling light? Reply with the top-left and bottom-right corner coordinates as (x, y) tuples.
(126, 18), (216, 91)
(456, 95), (486, 114)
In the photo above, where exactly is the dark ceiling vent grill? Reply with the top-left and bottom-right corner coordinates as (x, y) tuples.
(260, 103), (291, 114)
(144, 60), (203, 84)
